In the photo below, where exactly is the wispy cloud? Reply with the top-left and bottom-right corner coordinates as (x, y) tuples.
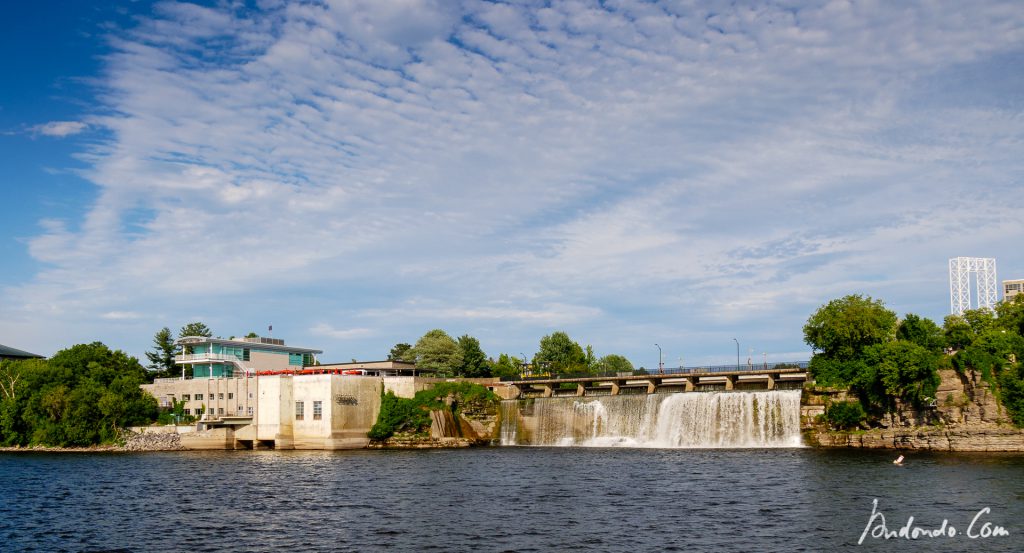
(31, 121), (88, 137)
(309, 323), (373, 340)
(3, 1), (1023, 364)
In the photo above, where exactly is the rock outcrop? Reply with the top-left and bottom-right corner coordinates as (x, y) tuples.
(120, 429), (186, 451)
(804, 369), (1024, 451)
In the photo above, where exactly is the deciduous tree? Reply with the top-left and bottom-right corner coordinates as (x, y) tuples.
(410, 330), (463, 377)
(388, 343), (413, 361)
(456, 335), (490, 378)
(803, 295), (897, 360)
(593, 354), (635, 375)
(896, 314), (944, 353)
(534, 331), (588, 376)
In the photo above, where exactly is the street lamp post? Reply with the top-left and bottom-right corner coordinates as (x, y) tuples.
(655, 343), (663, 374)
(732, 338), (740, 370)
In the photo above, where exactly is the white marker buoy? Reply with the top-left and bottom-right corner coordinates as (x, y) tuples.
(893, 455), (904, 465)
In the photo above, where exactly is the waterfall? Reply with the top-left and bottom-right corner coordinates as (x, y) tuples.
(499, 390), (802, 448)
(499, 400), (520, 446)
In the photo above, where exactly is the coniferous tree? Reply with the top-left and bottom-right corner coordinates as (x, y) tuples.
(145, 327), (178, 377)
(178, 321), (212, 339)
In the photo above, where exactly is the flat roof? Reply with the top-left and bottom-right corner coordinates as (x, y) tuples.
(176, 336), (322, 354)
(0, 343), (44, 359)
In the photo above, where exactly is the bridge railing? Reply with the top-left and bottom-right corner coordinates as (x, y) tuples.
(509, 361), (809, 381)
(669, 361), (809, 375)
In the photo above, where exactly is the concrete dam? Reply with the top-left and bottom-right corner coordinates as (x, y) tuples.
(498, 390), (803, 448)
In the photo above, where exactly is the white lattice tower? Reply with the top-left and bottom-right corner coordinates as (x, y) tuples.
(949, 257), (997, 315)
(977, 257), (998, 309)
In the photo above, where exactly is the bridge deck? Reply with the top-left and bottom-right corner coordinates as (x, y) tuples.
(509, 367), (806, 387)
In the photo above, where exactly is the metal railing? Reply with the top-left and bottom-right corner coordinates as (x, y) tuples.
(510, 361), (809, 381)
(175, 353), (245, 364)
(669, 361), (809, 375)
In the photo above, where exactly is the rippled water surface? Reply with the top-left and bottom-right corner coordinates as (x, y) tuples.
(2, 448), (1023, 552)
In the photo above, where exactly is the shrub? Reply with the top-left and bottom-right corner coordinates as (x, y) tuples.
(367, 383), (498, 441)
(826, 401), (867, 430)
(997, 366), (1024, 427)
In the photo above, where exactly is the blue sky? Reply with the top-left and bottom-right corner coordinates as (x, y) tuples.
(2, 0), (1023, 369)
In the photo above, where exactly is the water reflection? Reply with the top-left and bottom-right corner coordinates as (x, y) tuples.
(1, 448), (1021, 552)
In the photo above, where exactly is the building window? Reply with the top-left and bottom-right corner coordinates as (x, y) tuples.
(295, 401), (304, 420)
(195, 393), (203, 401)
(243, 348), (250, 361)
(247, 406), (253, 416)
(228, 393), (234, 399)
(184, 409), (191, 415)
(182, 394), (191, 401)
(237, 405), (243, 413)
(218, 408), (224, 415)
(313, 401), (322, 420)
(249, 393), (253, 398)
(219, 393), (224, 400)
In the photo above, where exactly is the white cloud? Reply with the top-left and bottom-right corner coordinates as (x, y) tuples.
(309, 323), (373, 340)
(31, 121), (88, 137)
(5, 1), (1024, 365)
(101, 311), (144, 320)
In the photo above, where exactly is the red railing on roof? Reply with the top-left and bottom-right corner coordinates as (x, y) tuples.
(254, 368), (368, 376)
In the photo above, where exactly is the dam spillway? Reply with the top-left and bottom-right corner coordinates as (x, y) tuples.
(499, 390), (802, 448)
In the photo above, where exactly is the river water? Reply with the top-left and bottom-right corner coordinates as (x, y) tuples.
(1, 448), (1022, 552)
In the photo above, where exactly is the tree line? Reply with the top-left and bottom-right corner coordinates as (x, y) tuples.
(804, 294), (1024, 428)
(387, 329), (637, 380)
(0, 343), (158, 447)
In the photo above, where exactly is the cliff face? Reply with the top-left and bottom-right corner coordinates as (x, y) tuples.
(804, 369), (1024, 452)
(368, 393), (500, 449)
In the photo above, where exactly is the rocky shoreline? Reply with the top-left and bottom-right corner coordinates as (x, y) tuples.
(806, 426), (1024, 452)
(0, 428), (185, 453)
(803, 368), (1024, 452)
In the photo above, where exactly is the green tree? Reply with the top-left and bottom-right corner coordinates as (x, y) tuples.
(997, 364), (1024, 426)
(593, 354), (635, 375)
(145, 327), (178, 377)
(862, 341), (941, 409)
(410, 330), (463, 377)
(995, 294), (1024, 336)
(952, 329), (1024, 382)
(177, 322), (211, 379)
(803, 295), (898, 360)
(584, 345), (597, 372)
(896, 314), (944, 353)
(456, 335), (490, 378)
(491, 354), (523, 380)
(245, 331), (258, 338)
(0, 343), (157, 447)
(388, 343), (413, 361)
(825, 401), (867, 430)
(962, 308), (996, 336)
(178, 322), (212, 339)
(534, 331), (588, 376)
(943, 314), (975, 350)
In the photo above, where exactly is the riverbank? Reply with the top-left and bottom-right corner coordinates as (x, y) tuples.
(0, 428), (185, 453)
(803, 368), (1024, 452)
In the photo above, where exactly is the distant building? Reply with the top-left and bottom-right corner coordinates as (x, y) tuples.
(313, 360), (429, 377)
(1005, 279), (1024, 302)
(142, 332), (500, 450)
(0, 343), (44, 361)
(175, 335), (323, 378)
